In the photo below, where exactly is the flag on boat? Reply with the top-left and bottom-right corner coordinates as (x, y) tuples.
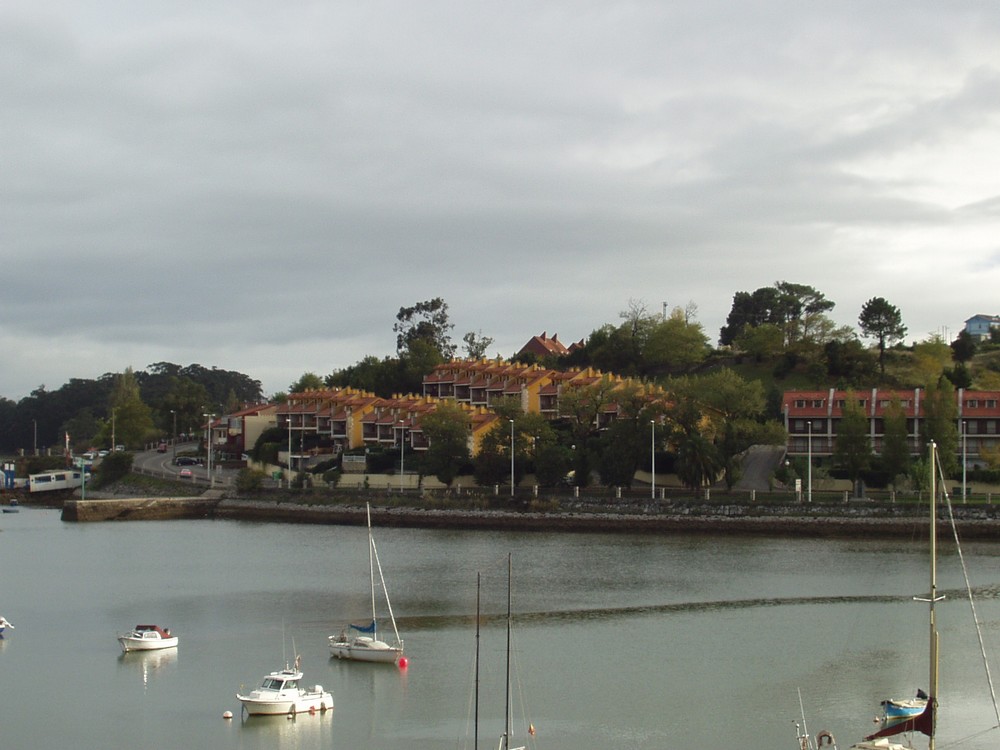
(865, 698), (934, 741)
(350, 619), (377, 634)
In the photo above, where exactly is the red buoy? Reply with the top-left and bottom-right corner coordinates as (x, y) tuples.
(398, 656), (409, 669)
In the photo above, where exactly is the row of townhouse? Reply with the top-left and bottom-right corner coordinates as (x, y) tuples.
(423, 359), (665, 430)
(271, 387), (502, 458)
(213, 360), (670, 462)
(783, 388), (1000, 464)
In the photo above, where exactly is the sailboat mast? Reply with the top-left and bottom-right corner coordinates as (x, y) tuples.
(475, 571), (481, 750)
(929, 443), (939, 750)
(504, 552), (512, 750)
(367, 503), (377, 641)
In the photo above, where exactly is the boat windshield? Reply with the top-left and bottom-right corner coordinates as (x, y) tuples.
(262, 678), (285, 690)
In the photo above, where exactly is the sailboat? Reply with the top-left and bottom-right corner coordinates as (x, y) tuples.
(800, 442), (943, 750)
(471, 554), (531, 750)
(848, 441), (941, 750)
(328, 503), (405, 664)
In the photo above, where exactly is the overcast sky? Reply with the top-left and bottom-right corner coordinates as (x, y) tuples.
(3, 2), (999, 401)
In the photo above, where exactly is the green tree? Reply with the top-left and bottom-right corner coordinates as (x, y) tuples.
(920, 379), (959, 476)
(824, 339), (878, 384)
(674, 432), (722, 495)
(419, 402), (472, 487)
(950, 330), (977, 363)
(910, 335), (953, 387)
(394, 297), (456, 360)
(62, 408), (101, 451)
(833, 395), (871, 491)
(880, 397), (911, 486)
(643, 307), (710, 373)
(462, 330), (495, 359)
(720, 282), (835, 347)
(106, 368), (155, 449)
(858, 297), (907, 375)
(733, 323), (784, 361)
(289, 372), (325, 393)
(327, 356), (407, 397)
(160, 376), (211, 439)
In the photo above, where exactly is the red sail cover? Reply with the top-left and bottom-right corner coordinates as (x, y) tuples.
(865, 699), (935, 741)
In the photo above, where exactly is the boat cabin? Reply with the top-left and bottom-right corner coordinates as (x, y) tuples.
(132, 625), (172, 639)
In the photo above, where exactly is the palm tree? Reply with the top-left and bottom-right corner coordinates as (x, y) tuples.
(675, 433), (722, 496)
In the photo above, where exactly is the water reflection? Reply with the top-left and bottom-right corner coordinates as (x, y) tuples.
(238, 709), (334, 748)
(117, 648), (178, 689)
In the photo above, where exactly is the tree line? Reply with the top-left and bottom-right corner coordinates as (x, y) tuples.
(6, 282), (995, 494)
(0, 363), (262, 455)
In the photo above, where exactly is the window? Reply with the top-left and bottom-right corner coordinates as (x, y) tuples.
(968, 421), (979, 435)
(988, 421), (997, 435)
(794, 400), (806, 408)
(967, 399), (979, 409)
(988, 400), (997, 409)
(811, 399), (824, 408)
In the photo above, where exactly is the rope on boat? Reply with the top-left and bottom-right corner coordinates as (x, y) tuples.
(935, 450), (1000, 735)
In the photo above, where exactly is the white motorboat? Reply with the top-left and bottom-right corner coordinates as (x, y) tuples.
(236, 660), (333, 716)
(117, 624), (178, 652)
(328, 504), (405, 664)
(0, 616), (13, 634)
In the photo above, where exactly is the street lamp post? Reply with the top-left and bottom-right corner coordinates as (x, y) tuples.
(33, 419), (37, 456)
(111, 409), (117, 452)
(962, 420), (968, 502)
(203, 413), (214, 488)
(171, 410), (177, 462)
(807, 421), (813, 504)
(399, 420), (405, 492)
(509, 419), (515, 498)
(287, 410), (293, 488)
(650, 419), (656, 500)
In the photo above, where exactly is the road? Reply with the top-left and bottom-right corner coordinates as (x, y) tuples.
(733, 444), (786, 491)
(132, 442), (235, 487)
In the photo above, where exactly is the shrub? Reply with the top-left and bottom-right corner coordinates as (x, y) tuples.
(94, 452), (133, 487)
(235, 468), (267, 493)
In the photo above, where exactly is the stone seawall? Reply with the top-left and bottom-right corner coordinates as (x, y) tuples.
(213, 500), (1000, 540)
(59, 496), (1000, 540)
(62, 497), (221, 522)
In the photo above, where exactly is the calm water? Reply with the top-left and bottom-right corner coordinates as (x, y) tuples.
(2, 507), (1000, 750)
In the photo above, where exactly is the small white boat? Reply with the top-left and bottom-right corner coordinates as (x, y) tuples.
(0, 616), (13, 634)
(236, 660), (333, 716)
(117, 624), (178, 652)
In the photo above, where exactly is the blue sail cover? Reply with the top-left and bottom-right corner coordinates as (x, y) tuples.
(350, 619), (377, 634)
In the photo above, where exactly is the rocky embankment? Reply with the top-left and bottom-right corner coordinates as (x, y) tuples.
(213, 498), (1000, 539)
(57, 492), (1000, 540)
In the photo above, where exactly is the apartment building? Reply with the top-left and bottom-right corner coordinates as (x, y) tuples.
(783, 387), (1000, 464)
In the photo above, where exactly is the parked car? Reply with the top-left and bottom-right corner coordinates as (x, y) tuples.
(174, 456), (198, 466)
(179, 468), (193, 478)
(157, 442), (168, 453)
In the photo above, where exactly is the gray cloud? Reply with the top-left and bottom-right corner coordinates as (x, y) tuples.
(2, 1), (999, 398)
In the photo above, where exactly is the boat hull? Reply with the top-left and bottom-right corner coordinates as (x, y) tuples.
(237, 691), (333, 715)
(328, 635), (401, 663)
(118, 636), (179, 652)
